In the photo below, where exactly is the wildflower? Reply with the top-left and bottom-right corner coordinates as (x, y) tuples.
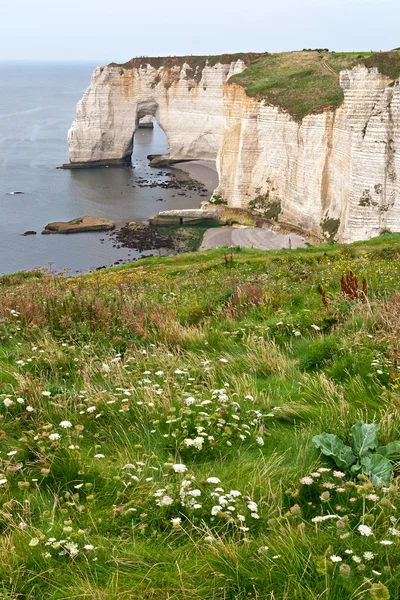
(185, 397), (196, 406)
(29, 538), (40, 547)
(333, 471), (345, 478)
(86, 406), (96, 413)
(65, 542), (79, 556)
(160, 495), (174, 506)
(188, 489), (201, 497)
(372, 570), (382, 576)
(16, 397), (24, 404)
(358, 524), (373, 536)
(258, 546), (269, 553)
(101, 364), (110, 373)
(363, 552), (374, 561)
(352, 555), (361, 563)
(389, 527), (400, 536)
(330, 555), (342, 563)
(26, 406), (34, 412)
(94, 454), (105, 459)
(172, 464), (187, 473)
(41, 391), (51, 397)
(339, 563), (351, 575)
(211, 505), (222, 516)
(247, 502), (258, 512)
(300, 477), (314, 485)
(49, 433), (61, 441)
(251, 512), (260, 519)
(0, 479), (8, 486)
(229, 490), (241, 497)
(206, 477), (221, 484)
(171, 517), (181, 528)
(184, 437), (204, 450)
(311, 324), (321, 331)
(379, 540), (393, 545)
(59, 421), (72, 429)
(256, 437), (264, 446)
(3, 399), (14, 408)
(312, 514), (340, 523)
(84, 544), (94, 550)
(366, 494), (379, 501)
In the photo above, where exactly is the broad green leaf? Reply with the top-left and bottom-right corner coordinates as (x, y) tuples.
(361, 454), (392, 487)
(312, 433), (356, 469)
(350, 463), (362, 473)
(377, 441), (400, 460)
(350, 423), (379, 457)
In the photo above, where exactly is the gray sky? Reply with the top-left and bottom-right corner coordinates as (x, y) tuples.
(0, 0), (398, 63)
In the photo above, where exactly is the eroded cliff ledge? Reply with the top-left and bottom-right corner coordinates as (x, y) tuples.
(67, 50), (400, 242)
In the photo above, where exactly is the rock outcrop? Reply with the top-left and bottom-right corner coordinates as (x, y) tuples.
(67, 57), (400, 242)
(42, 216), (115, 234)
(138, 115), (154, 129)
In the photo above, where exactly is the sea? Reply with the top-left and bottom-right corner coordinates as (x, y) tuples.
(0, 62), (216, 275)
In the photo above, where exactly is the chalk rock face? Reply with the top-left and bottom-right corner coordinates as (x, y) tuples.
(68, 60), (400, 242)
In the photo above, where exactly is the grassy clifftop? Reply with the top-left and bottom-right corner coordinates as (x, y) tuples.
(230, 49), (400, 120)
(1, 235), (400, 598)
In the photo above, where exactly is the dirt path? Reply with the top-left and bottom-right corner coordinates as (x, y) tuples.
(200, 226), (307, 251)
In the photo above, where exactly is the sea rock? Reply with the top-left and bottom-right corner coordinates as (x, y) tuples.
(41, 216), (115, 234)
(66, 58), (400, 242)
(23, 230), (37, 236)
(138, 115), (154, 128)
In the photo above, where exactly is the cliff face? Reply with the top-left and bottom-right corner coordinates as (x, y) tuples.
(68, 59), (400, 242)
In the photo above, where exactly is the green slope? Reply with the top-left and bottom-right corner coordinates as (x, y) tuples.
(0, 235), (400, 598)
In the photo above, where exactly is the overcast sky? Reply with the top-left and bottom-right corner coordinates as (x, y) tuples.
(0, 0), (398, 63)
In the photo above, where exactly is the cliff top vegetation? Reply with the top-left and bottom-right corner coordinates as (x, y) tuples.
(1, 233), (400, 598)
(110, 49), (400, 121)
(230, 49), (400, 120)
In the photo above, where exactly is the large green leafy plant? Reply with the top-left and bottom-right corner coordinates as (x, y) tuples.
(312, 424), (400, 486)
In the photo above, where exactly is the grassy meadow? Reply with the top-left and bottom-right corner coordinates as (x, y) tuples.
(0, 234), (400, 599)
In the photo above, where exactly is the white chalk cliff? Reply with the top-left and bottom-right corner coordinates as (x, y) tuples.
(68, 58), (400, 242)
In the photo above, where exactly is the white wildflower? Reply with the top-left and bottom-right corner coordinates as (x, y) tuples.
(29, 538), (40, 547)
(300, 477), (314, 485)
(172, 464), (187, 473)
(160, 495), (174, 506)
(171, 517), (182, 528)
(65, 542), (79, 556)
(330, 555), (342, 563)
(48, 433), (61, 441)
(211, 505), (222, 516)
(206, 477), (221, 484)
(59, 421), (72, 429)
(358, 524), (373, 536)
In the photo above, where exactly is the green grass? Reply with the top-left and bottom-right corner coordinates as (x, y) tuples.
(230, 49), (400, 120)
(0, 234), (400, 598)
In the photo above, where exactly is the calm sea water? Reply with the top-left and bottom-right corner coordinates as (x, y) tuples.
(0, 62), (214, 275)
